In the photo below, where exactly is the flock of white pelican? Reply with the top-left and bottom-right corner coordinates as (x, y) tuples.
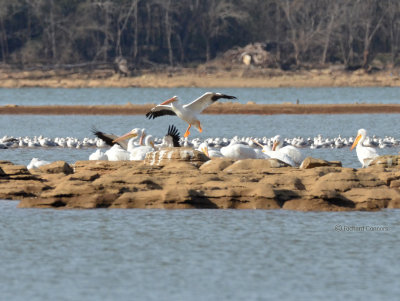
(0, 92), (394, 168)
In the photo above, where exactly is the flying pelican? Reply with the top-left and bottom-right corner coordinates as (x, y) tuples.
(145, 92), (237, 138)
(350, 128), (379, 168)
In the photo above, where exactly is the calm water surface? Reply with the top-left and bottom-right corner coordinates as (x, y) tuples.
(1, 87), (400, 105)
(0, 201), (399, 301)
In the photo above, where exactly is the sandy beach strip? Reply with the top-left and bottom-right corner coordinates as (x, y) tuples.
(1, 103), (400, 115)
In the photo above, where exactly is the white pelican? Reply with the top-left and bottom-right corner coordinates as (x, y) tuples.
(93, 127), (142, 150)
(220, 139), (257, 159)
(92, 127), (141, 161)
(158, 125), (181, 148)
(198, 141), (224, 158)
(271, 135), (304, 166)
(89, 149), (108, 161)
(252, 139), (295, 166)
(111, 125), (181, 160)
(27, 158), (51, 170)
(146, 92), (237, 137)
(129, 135), (155, 160)
(350, 129), (379, 168)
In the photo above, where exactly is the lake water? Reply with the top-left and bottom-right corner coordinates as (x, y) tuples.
(0, 201), (399, 301)
(1, 86), (400, 105)
(1, 88), (400, 300)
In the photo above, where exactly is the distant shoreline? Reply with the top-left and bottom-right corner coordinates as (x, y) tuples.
(1, 68), (400, 88)
(2, 103), (400, 115)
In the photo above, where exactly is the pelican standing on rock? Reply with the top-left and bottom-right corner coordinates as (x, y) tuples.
(220, 139), (258, 159)
(350, 128), (379, 168)
(146, 92), (237, 138)
(271, 135), (304, 167)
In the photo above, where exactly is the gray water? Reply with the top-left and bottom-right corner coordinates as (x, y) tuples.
(1, 87), (400, 105)
(0, 201), (399, 301)
(0, 113), (398, 167)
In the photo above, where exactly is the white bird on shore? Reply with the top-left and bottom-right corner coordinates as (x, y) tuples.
(105, 144), (130, 161)
(350, 128), (379, 168)
(271, 135), (304, 166)
(146, 92), (237, 138)
(220, 139), (257, 159)
(89, 149), (108, 160)
(27, 158), (51, 169)
(198, 141), (224, 158)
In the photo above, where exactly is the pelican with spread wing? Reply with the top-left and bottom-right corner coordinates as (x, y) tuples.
(146, 92), (237, 138)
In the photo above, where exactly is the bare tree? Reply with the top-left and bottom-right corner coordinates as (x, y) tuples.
(280, 0), (324, 67)
(387, 0), (400, 66)
(356, 0), (386, 68)
(199, 0), (246, 61)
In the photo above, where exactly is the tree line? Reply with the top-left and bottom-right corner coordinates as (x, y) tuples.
(0, 0), (399, 70)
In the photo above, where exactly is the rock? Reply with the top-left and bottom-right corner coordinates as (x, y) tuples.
(342, 187), (400, 211)
(199, 158), (235, 173)
(144, 147), (209, 167)
(0, 179), (49, 200)
(282, 198), (350, 212)
(369, 155), (400, 167)
(300, 157), (342, 169)
(0, 163), (30, 176)
(38, 161), (73, 174)
(4, 159), (400, 211)
(224, 158), (290, 173)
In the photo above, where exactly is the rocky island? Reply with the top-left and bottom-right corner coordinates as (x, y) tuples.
(1, 148), (400, 211)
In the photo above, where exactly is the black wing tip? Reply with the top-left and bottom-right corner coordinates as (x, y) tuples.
(91, 127), (117, 147)
(166, 124), (181, 147)
(211, 93), (237, 101)
(91, 126), (103, 137)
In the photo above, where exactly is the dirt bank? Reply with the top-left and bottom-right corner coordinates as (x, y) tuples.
(2, 103), (400, 115)
(1, 68), (400, 88)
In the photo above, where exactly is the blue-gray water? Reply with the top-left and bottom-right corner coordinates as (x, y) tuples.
(1, 87), (400, 105)
(0, 201), (399, 301)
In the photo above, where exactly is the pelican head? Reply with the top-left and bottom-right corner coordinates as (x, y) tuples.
(272, 135), (282, 151)
(350, 128), (367, 151)
(113, 128), (141, 143)
(198, 142), (209, 157)
(160, 95), (178, 105)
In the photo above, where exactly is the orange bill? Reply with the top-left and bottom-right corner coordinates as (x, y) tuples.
(350, 134), (361, 151)
(160, 96), (177, 105)
(113, 130), (138, 143)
